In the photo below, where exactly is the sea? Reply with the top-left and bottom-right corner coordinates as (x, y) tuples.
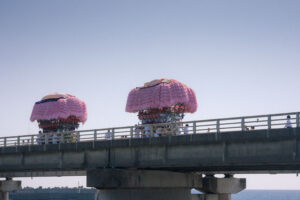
(233, 190), (300, 200)
(9, 188), (300, 200)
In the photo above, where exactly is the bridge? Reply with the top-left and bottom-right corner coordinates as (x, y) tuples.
(0, 112), (299, 200)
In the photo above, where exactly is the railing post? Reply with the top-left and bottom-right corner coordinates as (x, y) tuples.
(193, 122), (196, 134)
(17, 136), (20, 146)
(241, 117), (245, 131)
(31, 135), (34, 145)
(76, 131), (80, 143)
(296, 113), (300, 128)
(60, 133), (64, 144)
(4, 138), (6, 147)
(150, 124), (154, 137)
(268, 115), (272, 130)
(216, 120), (220, 133)
(130, 127), (133, 138)
(94, 130), (97, 141)
(112, 128), (115, 140)
(45, 134), (48, 144)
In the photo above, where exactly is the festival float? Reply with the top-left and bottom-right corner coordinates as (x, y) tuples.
(126, 78), (197, 136)
(30, 93), (87, 143)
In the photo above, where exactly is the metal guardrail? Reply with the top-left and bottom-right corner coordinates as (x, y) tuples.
(0, 112), (299, 148)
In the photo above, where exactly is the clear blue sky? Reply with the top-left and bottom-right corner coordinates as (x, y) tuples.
(0, 0), (300, 189)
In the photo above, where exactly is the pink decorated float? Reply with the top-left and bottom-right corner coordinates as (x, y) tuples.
(126, 78), (197, 125)
(30, 93), (87, 135)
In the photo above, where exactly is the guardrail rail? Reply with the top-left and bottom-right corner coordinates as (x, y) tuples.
(0, 112), (299, 147)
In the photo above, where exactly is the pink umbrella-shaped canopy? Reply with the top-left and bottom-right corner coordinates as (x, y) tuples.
(30, 93), (87, 123)
(126, 78), (197, 113)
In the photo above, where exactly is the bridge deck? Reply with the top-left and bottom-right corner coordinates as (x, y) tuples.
(0, 127), (300, 177)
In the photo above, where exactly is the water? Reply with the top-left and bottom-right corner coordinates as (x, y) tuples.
(233, 190), (300, 200)
(10, 188), (95, 200)
(10, 189), (300, 200)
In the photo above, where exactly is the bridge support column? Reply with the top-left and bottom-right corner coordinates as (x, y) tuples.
(0, 179), (21, 200)
(194, 176), (246, 200)
(87, 169), (202, 200)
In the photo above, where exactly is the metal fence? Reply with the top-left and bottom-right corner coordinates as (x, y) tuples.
(0, 112), (299, 148)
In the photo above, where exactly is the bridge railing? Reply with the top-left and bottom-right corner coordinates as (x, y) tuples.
(0, 112), (299, 147)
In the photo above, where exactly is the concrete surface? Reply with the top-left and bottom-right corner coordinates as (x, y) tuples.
(95, 189), (192, 200)
(0, 192), (8, 200)
(0, 181), (21, 193)
(88, 170), (244, 200)
(0, 180), (21, 200)
(87, 169), (202, 189)
(192, 194), (231, 200)
(0, 128), (299, 177)
(88, 169), (202, 200)
(199, 177), (246, 194)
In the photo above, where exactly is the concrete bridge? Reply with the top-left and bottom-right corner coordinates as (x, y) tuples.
(0, 111), (299, 200)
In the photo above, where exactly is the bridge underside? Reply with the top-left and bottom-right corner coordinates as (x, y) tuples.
(87, 169), (245, 200)
(0, 128), (300, 177)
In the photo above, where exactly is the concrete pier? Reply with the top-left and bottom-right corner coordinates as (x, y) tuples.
(0, 180), (21, 200)
(96, 189), (192, 200)
(195, 176), (246, 200)
(87, 169), (202, 200)
(88, 170), (246, 200)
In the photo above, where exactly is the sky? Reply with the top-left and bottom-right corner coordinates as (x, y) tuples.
(0, 0), (300, 190)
